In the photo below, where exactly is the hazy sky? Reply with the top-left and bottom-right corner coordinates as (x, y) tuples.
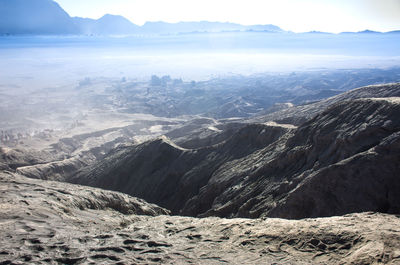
(54, 0), (400, 33)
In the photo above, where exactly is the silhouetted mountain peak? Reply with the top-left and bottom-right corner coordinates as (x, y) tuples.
(92, 14), (139, 35)
(0, 0), (78, 34)
(1, 1), (399, 35)
(358, 29), (381, 34)
(0, 0), (285, 35)
(98, 14), (133, 24)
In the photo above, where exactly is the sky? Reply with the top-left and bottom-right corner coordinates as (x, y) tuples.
(54, 0), (400, 33)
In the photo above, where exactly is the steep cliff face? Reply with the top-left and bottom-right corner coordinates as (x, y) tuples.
(193, 98), (400, 218)
(270, 130), (400, 219)
(73, 124), (292, 214)
(72, 85), (400, 219)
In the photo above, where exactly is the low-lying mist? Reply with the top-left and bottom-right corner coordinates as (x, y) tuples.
(1, 32), (399, 84)
(1, 32), (400, 148)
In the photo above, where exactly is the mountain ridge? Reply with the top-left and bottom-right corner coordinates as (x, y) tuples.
(72, 14), (140, 35)
(0, 0), (284, 35)
(1, 0), (398, 35)
(63, 84), (400, 219)
(0, 0), (78, 34)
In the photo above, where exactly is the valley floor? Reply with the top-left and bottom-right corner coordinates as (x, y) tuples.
(1, 173), (399, 265)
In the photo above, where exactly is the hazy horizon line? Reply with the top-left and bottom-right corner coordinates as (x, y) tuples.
(71, 14), (400, 34)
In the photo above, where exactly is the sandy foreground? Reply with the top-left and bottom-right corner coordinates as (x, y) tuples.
(1, 173), (399, 265)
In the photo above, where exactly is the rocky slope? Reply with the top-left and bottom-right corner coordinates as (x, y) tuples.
(0, 172), (169, 216)
(165, 118), (246, 149)
(1, 172), (399, 264)
(250, 83), (400, 125)
(195, 98), (400, 219)
(1, 116), (185, 184)
(71, 84), (400, 219)
(72, 123), (293, 214)
(1, 83), (400, 264)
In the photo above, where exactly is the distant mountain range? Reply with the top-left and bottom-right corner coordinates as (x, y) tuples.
(0, 0), (398, 35)
(0, 0), (78, 34)
(0, 0), (283, 35)
(72, 15), (140, 35)
(139, 21), (283, 35)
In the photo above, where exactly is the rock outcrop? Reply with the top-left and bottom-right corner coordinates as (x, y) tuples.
(250, 83), (400, 125)
(1, 172), (400, 264)
(0, 172), (169, 216)
(73, 123), (292, 214)
(2, 84), (400, 264)
(72, 85), (400, 219)
(195, 98), (400, 218)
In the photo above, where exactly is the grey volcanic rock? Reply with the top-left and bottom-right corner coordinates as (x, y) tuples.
(0, 147), (61, 171)
(194, 98), (400, 218)
(2, 84), (400, 263)
(16, 155), (95, 182)
(1, 172), (400, 264)
(73, 89), (400, 219)
(5, 118), (173, 183)
(0, 172), (169, 216)
(165, 118), (245, 149)
(251, 83), (400, 125)
(270, 130), (400, 219)
(6, 83), (400, 221)
(270, 98), (400, 218)
(73, 123), (292, 214)
(12, 127), (133, 181)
